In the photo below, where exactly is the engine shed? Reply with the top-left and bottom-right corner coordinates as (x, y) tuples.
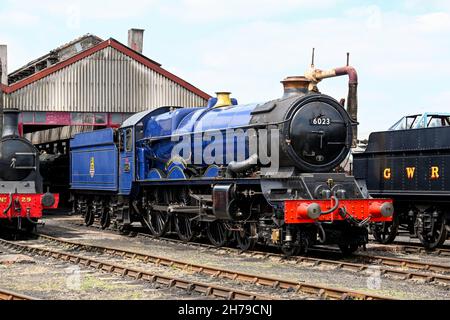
(0, 29), (210, 205)
(0, 29), (210, 147)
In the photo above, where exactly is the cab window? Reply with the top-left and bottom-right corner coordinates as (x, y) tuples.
(125, 128), (133, 152)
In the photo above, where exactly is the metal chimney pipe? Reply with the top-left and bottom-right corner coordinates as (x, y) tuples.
(128, 29), (144, 53)
(0, 46), (7, 136)
(0, 57), (3, 136)
(0, 45), (7, 85)
(2, 108), (20, 137)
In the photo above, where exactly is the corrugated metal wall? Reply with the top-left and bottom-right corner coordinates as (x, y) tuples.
(4, 46), (207, 112)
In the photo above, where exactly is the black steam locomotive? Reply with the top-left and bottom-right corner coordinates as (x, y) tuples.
(354, 113), (450, 249)
(0, 109), (59, 231)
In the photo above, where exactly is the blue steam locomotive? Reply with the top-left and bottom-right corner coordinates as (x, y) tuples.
(70, 65), (393, 255)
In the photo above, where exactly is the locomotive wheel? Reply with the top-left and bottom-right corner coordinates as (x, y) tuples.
(23, 220), (37, 233)
(118, 225), (131, 236)
(206, 221), (228, 247)
(100, 207), (111, 230)
(372, 214), (399, 244)
(280, 230), (303, 257)
(84, 205), (94, 226)
(174, 214), (196, 242)
(71, 200), (78, 215)
(281, 245), (301, 257)
(235, 223), (257, 251)
(417, 213), (447, 250)
(338, 243), (359, 255)
(146, 210), (170, 237)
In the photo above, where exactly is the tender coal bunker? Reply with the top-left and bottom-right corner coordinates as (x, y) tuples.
(0, 138), (36, 181)
(288, 99), (349, 169)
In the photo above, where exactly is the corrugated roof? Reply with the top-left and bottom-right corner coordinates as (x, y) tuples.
(8, 34), (103, 84)
(3, 37), (210, 100)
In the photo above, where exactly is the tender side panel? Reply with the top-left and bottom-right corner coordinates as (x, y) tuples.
(70, 128), (118, 191)
(354, 127), (450, 197)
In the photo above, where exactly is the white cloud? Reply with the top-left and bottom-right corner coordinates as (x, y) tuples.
(416, 12), (450, 32)
(2, 0), (159, 21)
(175, 5), (450, 138)
(2, 0), (450, 139)
(0, 33), (31, 75)
(160, 0), (340, 23)
(346, 5), (384, 30)
(0, 10), (40, 27)
(424, 90), (450, 113)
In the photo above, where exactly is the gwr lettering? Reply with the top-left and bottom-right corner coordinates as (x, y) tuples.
(382, 166), (441, 180)
(431, 166), (440, 179)
(383, 168), (391, 180)
(406, 167), (415, 179)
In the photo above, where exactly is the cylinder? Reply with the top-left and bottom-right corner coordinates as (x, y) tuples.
(2, 108), (20, 137)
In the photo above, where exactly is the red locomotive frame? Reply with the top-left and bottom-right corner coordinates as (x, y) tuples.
(285, 198), (393, 224)
(0, 193), (59, 220)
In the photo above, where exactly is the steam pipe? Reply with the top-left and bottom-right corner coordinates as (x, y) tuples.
(305, 66), (359, 147)
(226, 154), (258, 178)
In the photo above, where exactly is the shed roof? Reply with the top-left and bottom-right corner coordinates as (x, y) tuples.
(1, 38), (210, 100)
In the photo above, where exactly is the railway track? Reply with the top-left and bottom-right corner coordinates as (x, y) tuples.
(0, 238), (275, 301)
(1, 235), (393, 300)
(67, 221), (450, 284)
(0, 288), (36, 300)
(368, 238), (450, 256)
(39, 232), (450, 288)
(387, 241), (450, 257)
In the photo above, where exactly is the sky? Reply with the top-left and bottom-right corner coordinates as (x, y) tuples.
(1, 0), (450, 139)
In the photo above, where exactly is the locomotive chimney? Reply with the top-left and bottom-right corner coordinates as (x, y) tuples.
(128, 28), (144, 53)
(281, 76), (311, 99)
(2, 108), (20, 138)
